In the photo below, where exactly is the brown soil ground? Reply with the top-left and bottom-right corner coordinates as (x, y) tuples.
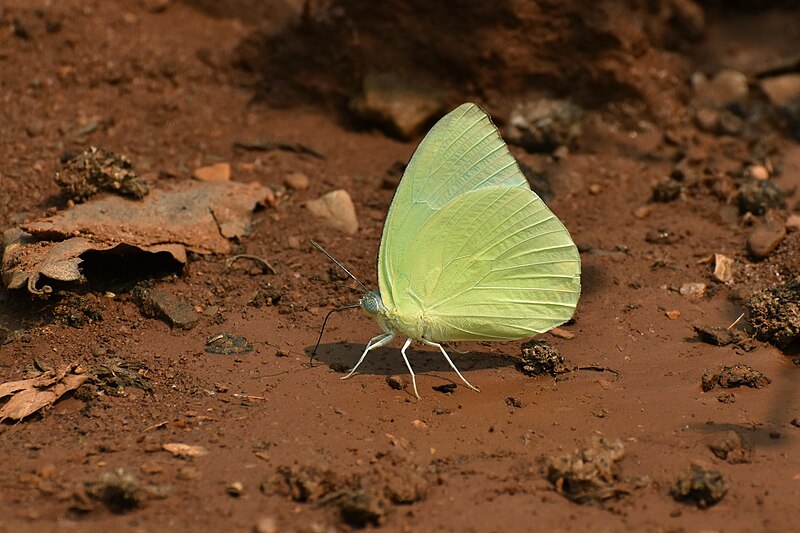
(1, 1), (800, 531)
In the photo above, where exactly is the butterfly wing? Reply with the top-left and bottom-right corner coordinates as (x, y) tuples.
(392, 185), (580, 341)
(378, 103), (528, 310)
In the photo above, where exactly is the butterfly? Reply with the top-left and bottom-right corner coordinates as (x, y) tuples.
(315, 103), (580, 398)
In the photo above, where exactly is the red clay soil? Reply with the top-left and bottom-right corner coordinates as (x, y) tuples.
(1, 1), (800, 531)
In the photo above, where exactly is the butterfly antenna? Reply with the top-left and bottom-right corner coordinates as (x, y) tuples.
(310, 304), (361, 365)
(309, 240), (370, 292)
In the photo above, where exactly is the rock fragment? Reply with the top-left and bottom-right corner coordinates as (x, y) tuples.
(747, 221), (786, 259)
(284, 172), (310, 190)
(133, 286), (197, 330)
(192, 162), (231, 182)
(712, 253), (734, 283)
(350, 73), (446, 140)
(306, 190), (359, 234)
(760, 74), (800, 108)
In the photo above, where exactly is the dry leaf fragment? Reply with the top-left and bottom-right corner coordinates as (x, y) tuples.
(0, 365), (87, 422)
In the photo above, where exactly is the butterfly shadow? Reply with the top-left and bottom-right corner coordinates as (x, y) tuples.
(308, 342), (516, 379)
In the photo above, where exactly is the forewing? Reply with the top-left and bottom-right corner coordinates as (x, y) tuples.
(394, 186), (580, 342)
(378, 103), (528, 309)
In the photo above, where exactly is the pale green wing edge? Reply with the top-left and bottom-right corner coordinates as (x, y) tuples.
(378, 103), (528, 310)
(389, 186), (580, 342)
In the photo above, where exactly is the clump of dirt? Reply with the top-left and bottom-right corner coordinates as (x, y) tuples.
(269, 464), (339, 503)
(53, 292), (104, 327)
(671, 464), (728, 508)
(90, 358), (153, 396)
(547, 437), (628, 504)
(652, 178), (683, 203)
(747, 279), (800, 350)
(247, 284), (283, 308)
(339, 485), (390, 528)
(57, 147), (149, 202)
(708, 431), (753, 464)
(517, 340), (569, 376)
(85, 468), (170, 513)
(268, 452), (428, 527)
(737, 179), (786, 216)
(701, 364), (770, 391)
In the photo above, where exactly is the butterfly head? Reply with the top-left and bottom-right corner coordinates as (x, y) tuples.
(359, 290), (384, 318)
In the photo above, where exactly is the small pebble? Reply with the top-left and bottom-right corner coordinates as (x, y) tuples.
(284, 172), (310, 190)
(287, 236), (302, 249)
(666, 310), (681, 320)
(680, 282), (707, 298)
(386, 375), (405, 390)
(633, 205), (654, 219)
(254, 517), (278, 533)
(786, 214), (800, 232)
(226, 481), (244, 497)
(746, 165), (769, 181)
(192, 162), (231, 182)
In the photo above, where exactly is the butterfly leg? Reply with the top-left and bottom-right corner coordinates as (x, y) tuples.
(445, 342), (470, 355)
(399, 337), (419, 399)
(341, 332), (394, 380)
(421, 339), (480, 393)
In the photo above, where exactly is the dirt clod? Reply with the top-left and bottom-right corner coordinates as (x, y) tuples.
(703, 364), (770, 391)
(85, 468), (169, 513)
(57, 147), (149, 202)
(507, 98), (584, 152)
(652, 179), (682, 203)
(339, 485), (389, 528)
(91, 358), (152, 395)
(747, 279), (800, 349)
(271, 465), (339, 503)
(517, 340), (569, 376)
(671, 464), (728, 508)
(708, 431), (753, 463)
(547, 437), (627, 504)
(738, 179), (785, 215)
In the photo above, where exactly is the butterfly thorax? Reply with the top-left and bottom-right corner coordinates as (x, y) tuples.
(360, 289), (433, 340)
